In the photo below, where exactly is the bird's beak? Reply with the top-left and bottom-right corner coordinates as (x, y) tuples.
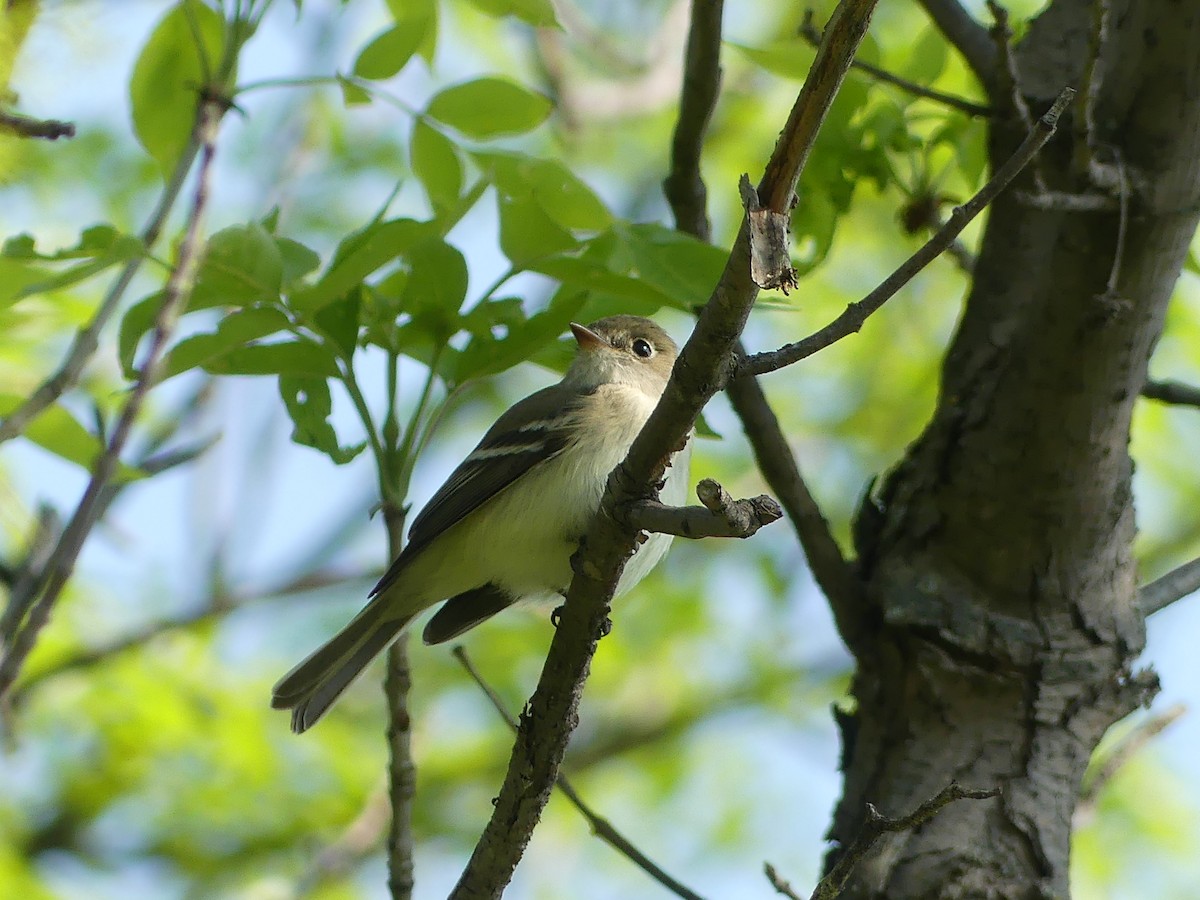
(570, 322), (607, 352)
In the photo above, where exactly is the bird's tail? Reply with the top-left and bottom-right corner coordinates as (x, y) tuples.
(271, 601), (413, 733)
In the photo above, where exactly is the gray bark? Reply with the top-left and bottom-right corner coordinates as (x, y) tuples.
(830, 1), (1200, 896)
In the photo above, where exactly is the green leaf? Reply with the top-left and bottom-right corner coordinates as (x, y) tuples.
(159, 307), (291, 380)
(411, 121), (462, 213)
(898, 26), (948, 88)
(476, 151), (612, 231)
(385, 0), (438, 62)
(0, 259), (54, 309)
(0, 225), (142, 305)
(462, 0), (559, 27)
(0, 394), (139, 479)
(426, 78), (552, 138)
(400, 239), (467, 339)
(2, 225), (139, 261)
(313, 286), (362, 358)
(278, 376), (366, 464)
(728, 41), (813, 80)
(129, 0), (226, 174)
(291, 218), (435, 313)
(451, 299), (578, 384)
(337, 74), (372, 106)
(276, 237), (322, 289)
(192, 223), (284, 308)
(497, 193), (577, 266)
(352, 8), (429, 81)
(118, 293), (163, 377)
(201, 339), (340, 377)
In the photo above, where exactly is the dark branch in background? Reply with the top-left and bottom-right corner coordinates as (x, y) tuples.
(661, 0), (724, 242)
(771, 782), (999, 900)
(986, 2), (1037, 152)
(663, 0), (863, 617)
(626, 478), (781, 539)
(1077, 703), (1186, 817)
(0, 507), (60, 655)
(452, 647), (707, 900)
(737, 88), (1074, 379)
(800, 10), (991, 117)
(450, 2), (882, 896)
(915, 0), (998, 93)
(1142, 379), (1200, 408)
(1140, 555), (1200, 617)
(764, 863), (804, 900)
(0, 108), (76, 140)
(0, 97), (228, 701)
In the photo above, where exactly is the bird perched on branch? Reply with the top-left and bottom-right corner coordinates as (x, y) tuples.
(272, 315), (690, 732)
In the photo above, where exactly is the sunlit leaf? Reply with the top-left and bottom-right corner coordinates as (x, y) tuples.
(129, 0), (225, 174)
(462, 0), (559, 27)
(426, 78), (552, 138)
(200, 338), (339, 377)
(476, 151), (612, 231)
(411, 121), (462, 213)
(352, 6), (430, 81)
(159, 307), (291, 379)
(0, 394), (139, 479)
(279, 375), (366, 464)
(192, 223), (284, 308)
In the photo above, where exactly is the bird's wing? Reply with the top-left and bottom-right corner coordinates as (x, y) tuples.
(370, 385), (588, 597)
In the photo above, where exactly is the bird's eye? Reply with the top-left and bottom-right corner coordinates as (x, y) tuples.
(632, 338), (654, 358)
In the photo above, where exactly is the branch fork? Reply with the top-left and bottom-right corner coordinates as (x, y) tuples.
(625, 478), (783, 539)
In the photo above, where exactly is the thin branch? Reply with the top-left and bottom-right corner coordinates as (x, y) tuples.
(1078, 703), (1186, 812)
(0, 117), (204, 446)
(808, 782), (999, 900)
(661, 0), (724, 242)
(1014, 190), (1117, 212)
(626, 478), (781, 539)
(1072, 0), (1110, 179)
(764, 863), (804, 900)
(0, 507), (60, 646)
(800, 11), (991, 117)
(0, 108), (76, 140)
(738, 87), (1073, 379)
(1142, 379), (1200, 408)
(452, 647), (707, 900)
(725, 375), (865, 631)
(1097, 153), (1128, 302)
(1140, 555), (1200, 617)
(0, 98), (226, 701)
(450, 2), (882, 896)
(661, 0), (862, 620)
(915, 0), (998, 93)
(985, 2), (1035, 132)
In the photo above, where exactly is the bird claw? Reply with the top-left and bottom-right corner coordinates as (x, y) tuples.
(551, 605), (564, 628)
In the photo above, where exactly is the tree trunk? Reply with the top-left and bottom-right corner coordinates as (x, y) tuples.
(830, 1), (1200, 896)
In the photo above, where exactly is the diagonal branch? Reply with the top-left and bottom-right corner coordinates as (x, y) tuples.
(1142, 379), (1200, 409)
(915, 0), (998, 94)
(452, 647), (707, 900)
(662, 0), (863, 617)
(800, 11), (991, 117)
(0, 97), (227, 701)
(1140, 555), (1200, 617)
(737, 87), (1073, 379)
(450, 2), (883, 896)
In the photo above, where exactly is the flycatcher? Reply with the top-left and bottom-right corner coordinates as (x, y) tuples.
(272, 315), (690, 732)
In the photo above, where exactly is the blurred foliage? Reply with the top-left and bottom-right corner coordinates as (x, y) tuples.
(1, 0), (1198, 899)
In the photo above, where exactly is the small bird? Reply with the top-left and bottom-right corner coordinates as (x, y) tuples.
(272, 315), (690, 732)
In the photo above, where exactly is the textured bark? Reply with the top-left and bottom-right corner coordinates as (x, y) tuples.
(830, 1), (1200, 896)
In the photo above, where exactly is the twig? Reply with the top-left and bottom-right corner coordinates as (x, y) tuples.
(452, 647), (707, 900)
(0, 108), (76, 140)
(810, 782), (999, 900)
(986, 2), (1034, 131)
(914, 0), (998, 93)
(1141, 379), (1200, 409)
(0, 98), (226, 701)
(764, 862), (804, 900)
(1072, 0), (1110, 179)
(1140, 555), (1200, 617)
(800, 11), (991, 117)
(626, 478), (781, 539)
(663, 0), (862, 623)
(0, 507), (60, 649)
(661, 0), (724, 242)
(738, 87), (1073, 379)
(1078, 703), (1186, 811)
(0, 119), (205, 445)
(1098, 153), (1128, 301)
(450, 2), (882, 896)
(1014, 190), (1117, 212)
